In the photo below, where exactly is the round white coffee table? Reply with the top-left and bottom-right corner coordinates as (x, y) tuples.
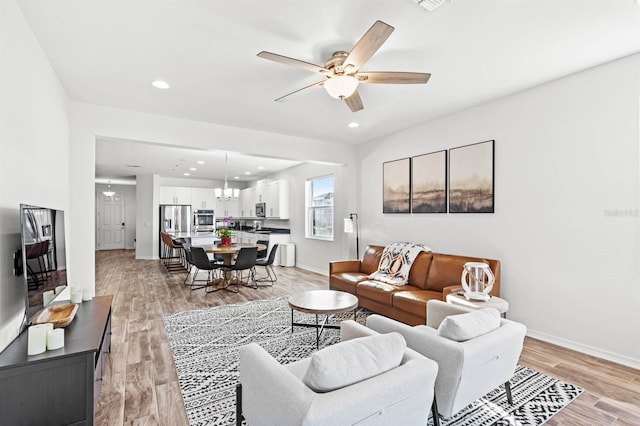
(288, 290), (359, 349)
(445, 293), (509, 318)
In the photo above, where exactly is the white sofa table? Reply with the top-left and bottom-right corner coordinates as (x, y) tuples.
(445, 293), (509, 317)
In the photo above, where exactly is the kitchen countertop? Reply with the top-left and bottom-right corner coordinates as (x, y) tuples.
(169, 228), (290, 239)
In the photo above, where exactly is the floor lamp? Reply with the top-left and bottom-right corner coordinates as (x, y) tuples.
(344, 213), (360, 259)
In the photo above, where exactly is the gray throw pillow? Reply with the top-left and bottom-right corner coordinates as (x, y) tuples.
(302, 332), (406, 392)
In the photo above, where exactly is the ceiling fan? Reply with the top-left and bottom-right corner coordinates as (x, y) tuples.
(257, 20), (431, 112)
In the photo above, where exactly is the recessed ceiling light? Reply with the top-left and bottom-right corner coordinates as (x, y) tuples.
(197, 161), (205, 165)
(152, 80), (170, 89)
(190, 167), (196, 171)
(183, 172), (190, 176)
(234, 176), (240, 179)
(257, 166), (265, 170)
(348, 122), (359, 128)
(244, 171), (251, 175)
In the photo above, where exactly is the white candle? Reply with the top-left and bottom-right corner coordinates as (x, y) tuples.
(46, 328), (64, 350)
(42, 322), (53, 335)
(82, 287), (93, 301)
(27, 324), (48, 355)
(70, 287), (83, 304)
(54, 285), (67, 295)
(42, 290), (55, 306)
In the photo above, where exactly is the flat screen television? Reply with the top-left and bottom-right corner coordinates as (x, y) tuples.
(20, 204), (67, 313)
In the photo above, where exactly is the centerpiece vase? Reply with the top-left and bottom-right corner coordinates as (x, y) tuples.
(221, 237), (232, 246)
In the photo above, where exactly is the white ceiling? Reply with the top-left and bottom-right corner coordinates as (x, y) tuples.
(18, 0), (640, 181)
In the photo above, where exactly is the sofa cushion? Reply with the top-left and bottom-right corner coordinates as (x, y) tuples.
(392, 290), (443, 318)
(407, 251), (433, 289)
(356, 280), (409, 305)
(330, 272), (370, 293)
(361, 246), (385, 274)
(301, 332), (406, 392)
(436, 308), (501, 342)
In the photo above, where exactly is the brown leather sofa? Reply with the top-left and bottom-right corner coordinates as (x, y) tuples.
(329, 245), (501, 326)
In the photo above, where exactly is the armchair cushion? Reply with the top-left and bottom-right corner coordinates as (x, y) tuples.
(302, 332), (406, 392)
(436, 307), (501, 342)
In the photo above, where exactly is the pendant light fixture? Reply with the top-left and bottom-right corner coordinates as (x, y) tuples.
(102, 181), (115, 197)
(215, 153), (239, 200)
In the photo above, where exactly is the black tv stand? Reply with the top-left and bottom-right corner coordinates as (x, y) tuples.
(0, 295), (112, 426)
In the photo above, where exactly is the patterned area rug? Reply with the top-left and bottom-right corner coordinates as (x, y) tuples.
(163, 297), (582, 426)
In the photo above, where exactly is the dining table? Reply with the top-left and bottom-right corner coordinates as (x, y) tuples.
(196, 243), (267, 290)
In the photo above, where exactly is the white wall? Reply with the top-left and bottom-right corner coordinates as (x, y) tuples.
(359, 54), (640, 367)
(0, 0), (70, 351)
(135, 175), (157, 259)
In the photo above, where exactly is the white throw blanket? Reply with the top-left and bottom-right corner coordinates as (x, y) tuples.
(369, 242), (431, 286)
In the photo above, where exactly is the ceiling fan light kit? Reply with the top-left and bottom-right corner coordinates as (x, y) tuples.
(258, 20), (431, 112)
(324, 75), (359, 99)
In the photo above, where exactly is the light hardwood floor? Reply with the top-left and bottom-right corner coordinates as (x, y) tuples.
(94, 250), (640, 426)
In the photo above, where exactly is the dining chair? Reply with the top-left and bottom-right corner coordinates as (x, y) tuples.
(253, 243), (279, 286)
(220, 246), (258, 292)
(189, 246), (222, 290)
(160, 232), (186, 273)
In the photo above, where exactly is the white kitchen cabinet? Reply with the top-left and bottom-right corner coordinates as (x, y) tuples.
(159, 186), (192, 205)
(191, 188), (216, 210)
(265, 180), (290, 219)
(240, 187), (256, 218)
(215, 197), (240, 218)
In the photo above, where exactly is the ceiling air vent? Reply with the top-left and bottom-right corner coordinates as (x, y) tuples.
(413, 0), (450, 12)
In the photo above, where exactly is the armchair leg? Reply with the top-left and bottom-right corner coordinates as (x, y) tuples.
(236, 383), (243, 426)
(505, 380), (513, 405)
(431, 397), (441, 426)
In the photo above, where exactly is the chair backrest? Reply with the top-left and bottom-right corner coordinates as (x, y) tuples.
(264, 244), (279, 265)
(233, 247), (258, 270)
(190, 246), (214, 270)
(182, 242), (193, 264)
(256, 239), (269, 258)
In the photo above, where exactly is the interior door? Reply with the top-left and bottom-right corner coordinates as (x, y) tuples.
(97, 192), (126, 250)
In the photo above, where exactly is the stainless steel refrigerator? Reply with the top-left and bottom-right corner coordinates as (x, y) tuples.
(159, 205), (191, 257)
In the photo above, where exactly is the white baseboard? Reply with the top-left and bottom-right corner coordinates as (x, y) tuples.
(526, 328), (640, 370)
(292, 264), (328, 276)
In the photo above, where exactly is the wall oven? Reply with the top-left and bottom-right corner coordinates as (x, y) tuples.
(193, 209), (215, 231)
(255, 202), (266, 218)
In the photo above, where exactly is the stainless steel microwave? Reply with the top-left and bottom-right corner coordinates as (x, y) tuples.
(255, 202), (266, 217)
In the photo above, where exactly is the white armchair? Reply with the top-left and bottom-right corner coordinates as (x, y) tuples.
(236, 320), (438, 426)
(366, 300), (526, 424)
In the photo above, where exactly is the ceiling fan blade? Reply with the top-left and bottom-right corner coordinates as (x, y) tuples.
(257, 51), (331, 74)
(344, 21), (394, 73)
(274, 80), (325, 102)
(358, 72), (431, 84)
(344, 90), (364, 112)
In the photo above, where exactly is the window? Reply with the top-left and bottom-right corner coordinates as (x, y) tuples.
(306, 175), (334, 240)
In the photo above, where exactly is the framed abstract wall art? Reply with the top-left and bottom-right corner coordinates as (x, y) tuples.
(383, 158), (411, 213)
(411, 150), (447, 213)
(449, 140), (494, 213)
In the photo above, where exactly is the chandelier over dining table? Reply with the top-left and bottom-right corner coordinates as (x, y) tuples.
(215, 153), (239, 200)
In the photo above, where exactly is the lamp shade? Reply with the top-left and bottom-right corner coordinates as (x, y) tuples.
(344, 218), (354, 233)
(324, 75), (359, 99)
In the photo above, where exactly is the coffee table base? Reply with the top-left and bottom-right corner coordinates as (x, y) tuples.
(291, 309), (357, 349)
